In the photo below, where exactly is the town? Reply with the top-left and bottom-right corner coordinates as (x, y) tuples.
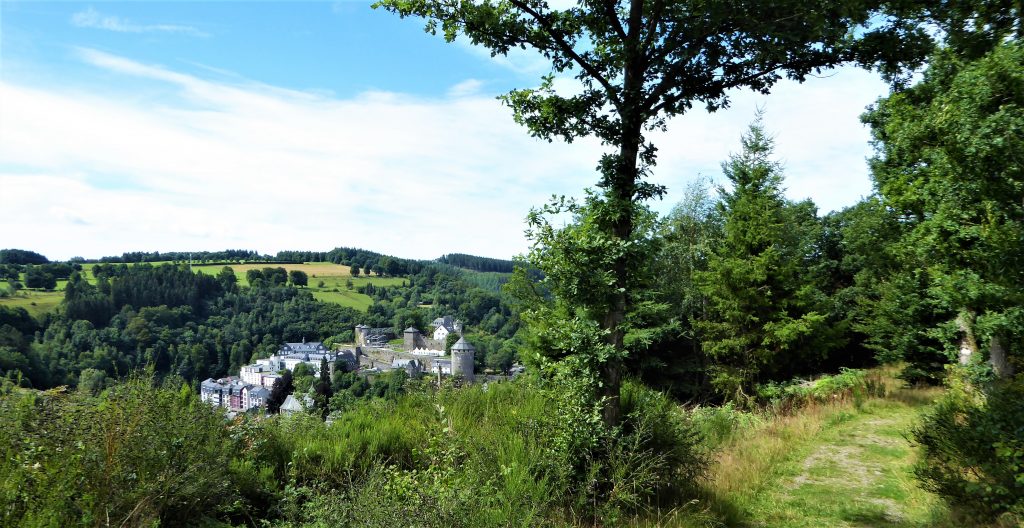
(198, 316), (520, 415)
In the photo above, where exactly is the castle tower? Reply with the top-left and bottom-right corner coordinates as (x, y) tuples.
(450, 337), (475, 382)
(403, 327), (421, 352)
(355, 324), (370, 347)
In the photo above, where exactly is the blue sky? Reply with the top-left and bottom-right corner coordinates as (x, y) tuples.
(1, 2), (891, 261)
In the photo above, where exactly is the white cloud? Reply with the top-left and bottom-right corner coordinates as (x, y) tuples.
(71, 7), (208, 37)
(448, 79), (484, 98)
(0, 50), (889, 262)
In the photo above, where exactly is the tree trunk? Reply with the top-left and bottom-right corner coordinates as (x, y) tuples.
(599, 114), (642, 428)
(990, 333), (1015, 378)
(956, 309), (978, 365)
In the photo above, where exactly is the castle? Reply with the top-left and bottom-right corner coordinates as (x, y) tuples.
(355, 317), (475, 381)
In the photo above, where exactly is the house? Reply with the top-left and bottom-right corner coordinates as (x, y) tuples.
(431, 316), (463, 342)
(200, 377), (264, 412)
(430, 358), (452, 375)
(392, 358), (423, 377)
(431, 316), (454, 329)
(260, 373), (282, 389)
(243, 385), (270, 409)
(410, 347), (445, 357)
(279, 394), (306, 414)
(277, 338), (328, 356)
(240, 363), (275, 385)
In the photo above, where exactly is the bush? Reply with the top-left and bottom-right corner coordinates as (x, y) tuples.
(690, 401), (764, 449)
(755, 368), (872, 411)
(913, 377), (1024, 522)
(0, 376), (240, 527)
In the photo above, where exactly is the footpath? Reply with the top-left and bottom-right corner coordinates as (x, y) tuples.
(738, 387), (954, 528)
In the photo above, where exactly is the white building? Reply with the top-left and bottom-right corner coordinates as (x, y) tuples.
(410, 347), (445, 357)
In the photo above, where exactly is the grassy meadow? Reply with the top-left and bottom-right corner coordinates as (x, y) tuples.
(1, 261), (409, 315)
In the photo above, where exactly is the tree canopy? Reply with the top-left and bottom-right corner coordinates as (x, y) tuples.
(377, 0), (932, 425)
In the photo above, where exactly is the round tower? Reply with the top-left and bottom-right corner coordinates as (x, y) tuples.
(355, 324), (369, 346)
(450, 337), (475, 382)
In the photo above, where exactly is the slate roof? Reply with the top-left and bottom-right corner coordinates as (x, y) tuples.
(248, 386), (270, 398)
(281, 341), (327, 354)
(280, 394), (304, 413)
(451, 337), (475, 352)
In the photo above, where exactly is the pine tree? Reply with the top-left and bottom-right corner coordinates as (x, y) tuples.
(697, 117), (826, 400)
(313, 357), (333, 420)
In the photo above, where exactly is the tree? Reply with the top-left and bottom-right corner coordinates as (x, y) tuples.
(0, 249), (48, 265)
(351, 265), (360, 277)
(267, 370), (294, 414)
(445, 332), (460, 353)
(289, 269), (309, 288)
(696, 118), (827, 399)
(245, 268), (264, 285)
(313, 357), (333, 420)
(77, 368), (106, 394)
(378, 0), (931, 426)
(24, 267), (56, 290)
(262, 267), (288, 286)
(864, 41), (1024, 379)
(217, 267), (237, 291)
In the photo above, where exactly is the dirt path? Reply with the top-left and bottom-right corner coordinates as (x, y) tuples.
(744, 391), (951, 528)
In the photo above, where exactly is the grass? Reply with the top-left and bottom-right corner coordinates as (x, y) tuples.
(0, 289), (64, 317)
(632, 369), (962, 528)
(311, 289), (374, 311)
(193, 262), (405, 311)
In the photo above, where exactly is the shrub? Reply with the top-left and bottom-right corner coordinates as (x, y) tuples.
(0, 377), (239, 527)
(913, 377), (1024, 522)
(755, 368), (870, 411)
(690, 401), (764, 449)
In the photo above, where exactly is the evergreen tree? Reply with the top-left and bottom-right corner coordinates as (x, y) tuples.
(313, 357), (333, 420)
(697, 118), (827, 399)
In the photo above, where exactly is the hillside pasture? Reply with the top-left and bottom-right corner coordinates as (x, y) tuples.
(2, 261), (408, 315)
(192, 262), (406, 311)
(0, 289), (63, 317)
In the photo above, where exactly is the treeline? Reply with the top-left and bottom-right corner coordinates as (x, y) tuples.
(438, 253), (515, 273)
(1, 262), (82, 290)
(0, 249), (48, 265)
(95, 249), (262, 263)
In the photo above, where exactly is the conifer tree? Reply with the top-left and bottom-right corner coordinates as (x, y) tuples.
(697, 118), (826, 399)
(314, 357), (333, 420)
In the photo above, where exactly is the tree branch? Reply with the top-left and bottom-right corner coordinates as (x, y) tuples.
(602, 0), (627, 41)
(508, 0), (622, 110)
(648, 59), (805, 116)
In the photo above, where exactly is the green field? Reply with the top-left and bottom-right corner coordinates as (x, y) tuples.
(0, 261), (404, 315)
(0, 289), (64, 317)
(191, 262), (405, 311)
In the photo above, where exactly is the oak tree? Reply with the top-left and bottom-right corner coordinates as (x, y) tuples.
(378, 0), (930, 425)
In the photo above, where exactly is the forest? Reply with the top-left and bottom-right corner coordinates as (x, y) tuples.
(2, 0), (1023, 527)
